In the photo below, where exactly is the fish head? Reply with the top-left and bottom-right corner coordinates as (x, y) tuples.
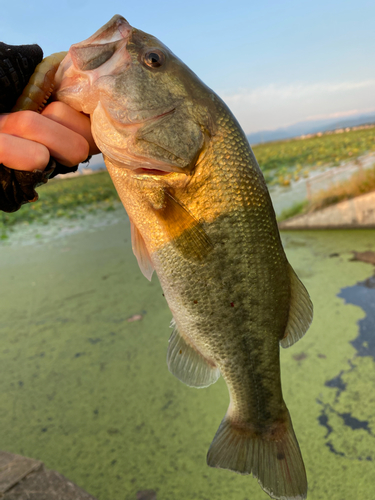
(55, 15), (217, 174)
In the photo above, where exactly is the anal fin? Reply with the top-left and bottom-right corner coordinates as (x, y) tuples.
(167, 319), (220, 388)
(280, 264), (313, 348)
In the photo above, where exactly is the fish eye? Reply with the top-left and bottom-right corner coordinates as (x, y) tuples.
(143, 50), (165, 68)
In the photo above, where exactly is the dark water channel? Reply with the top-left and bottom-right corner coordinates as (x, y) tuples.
(340, 274), (375, 358)
(318, 265), (375, 461)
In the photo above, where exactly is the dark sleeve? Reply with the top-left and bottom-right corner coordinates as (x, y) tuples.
(0, 159), (79, 213)
(0, 42), (43, 113)
(0, 41), (85, 213)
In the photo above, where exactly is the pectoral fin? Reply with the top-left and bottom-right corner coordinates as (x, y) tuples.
(130, 221), (154, 281)
(152, 189), (213, 261)
(167, 319), (220, 388)
(280, 264), (313, 348)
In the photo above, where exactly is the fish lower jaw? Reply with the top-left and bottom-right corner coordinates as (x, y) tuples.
(131, 167), (175, 176)
(104, 158), (186, 182)
(99, 140), (185, 176)
(119, 161), (187, 177)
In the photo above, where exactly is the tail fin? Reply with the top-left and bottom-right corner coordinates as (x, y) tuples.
(207, 410), (307, 500)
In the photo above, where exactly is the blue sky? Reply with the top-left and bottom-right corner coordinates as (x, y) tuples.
(1, 0), (375, 134)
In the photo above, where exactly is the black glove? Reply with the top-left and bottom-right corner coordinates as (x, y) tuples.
(0, 42), (79, 213)
(0, 42), (43, 113)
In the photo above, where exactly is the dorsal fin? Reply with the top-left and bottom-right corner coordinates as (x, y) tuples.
(280, 264), (313, 348)
(130, 220), (154, 281)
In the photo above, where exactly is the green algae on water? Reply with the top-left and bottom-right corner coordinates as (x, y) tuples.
(0, 223), (375, 499)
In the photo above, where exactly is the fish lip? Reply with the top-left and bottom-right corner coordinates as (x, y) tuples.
(100, 140), (186, 176)
(77, 14), (131, 45)
(53, 15), (132, 104)
(102, 146), (187, 176)
(130, 162), (189, 176)
(131, 168), (176, 177)
(121, 157), (186, 176)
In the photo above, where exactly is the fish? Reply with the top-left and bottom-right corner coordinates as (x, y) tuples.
(54, 15), (313, 500)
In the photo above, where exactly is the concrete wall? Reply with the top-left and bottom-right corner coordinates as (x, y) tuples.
(279, 190), (375, 229)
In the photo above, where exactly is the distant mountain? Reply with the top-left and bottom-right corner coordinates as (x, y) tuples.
(247, 113), (375, 145)
(323, 114), (375, 131)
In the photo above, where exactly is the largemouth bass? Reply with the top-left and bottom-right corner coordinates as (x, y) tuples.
(54, 16), (313, 500)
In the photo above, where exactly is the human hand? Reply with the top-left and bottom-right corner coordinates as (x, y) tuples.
(0, 101), (100, 172)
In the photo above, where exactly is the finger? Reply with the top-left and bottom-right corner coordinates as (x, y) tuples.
(0, 111), (89, 167)
(0, 133), (50, 171)
(41, 102), (101, 155)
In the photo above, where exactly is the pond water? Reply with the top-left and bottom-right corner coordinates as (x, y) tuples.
(0, 217), (374, 500)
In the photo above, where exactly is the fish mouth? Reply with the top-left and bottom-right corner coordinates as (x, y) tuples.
(132, 168), (172, 176)
(104, 147), (186, 176)
(54, 15), (132, 111)
(55, 15), (188, 177)
(68, 15), (131, 74)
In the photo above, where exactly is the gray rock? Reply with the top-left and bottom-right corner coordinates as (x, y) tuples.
(0, 451), (97, 500)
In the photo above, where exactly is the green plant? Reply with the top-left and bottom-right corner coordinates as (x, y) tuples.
(277, 201), (309, 222)
(252, 126), (375, 185)
(0, 170), (120, 235)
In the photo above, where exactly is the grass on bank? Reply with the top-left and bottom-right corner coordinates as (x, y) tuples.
(278, 165), (375, 222)
(2, 124), (375, 236)
(253, 125), (375, 186)
(0, 170), (120, 238)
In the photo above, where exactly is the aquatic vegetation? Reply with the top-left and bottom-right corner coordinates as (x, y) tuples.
(0, 171), (119, 238)
(278, 201), (309, 222)
(253, 127), (375, 186)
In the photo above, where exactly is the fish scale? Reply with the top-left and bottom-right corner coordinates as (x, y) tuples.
(142, 100), (291, 453)
(54, 15), (313, 500)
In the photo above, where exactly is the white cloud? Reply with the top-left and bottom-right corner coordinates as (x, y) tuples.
(305, 107), (375, 122)
(217, 80), (375, 134)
